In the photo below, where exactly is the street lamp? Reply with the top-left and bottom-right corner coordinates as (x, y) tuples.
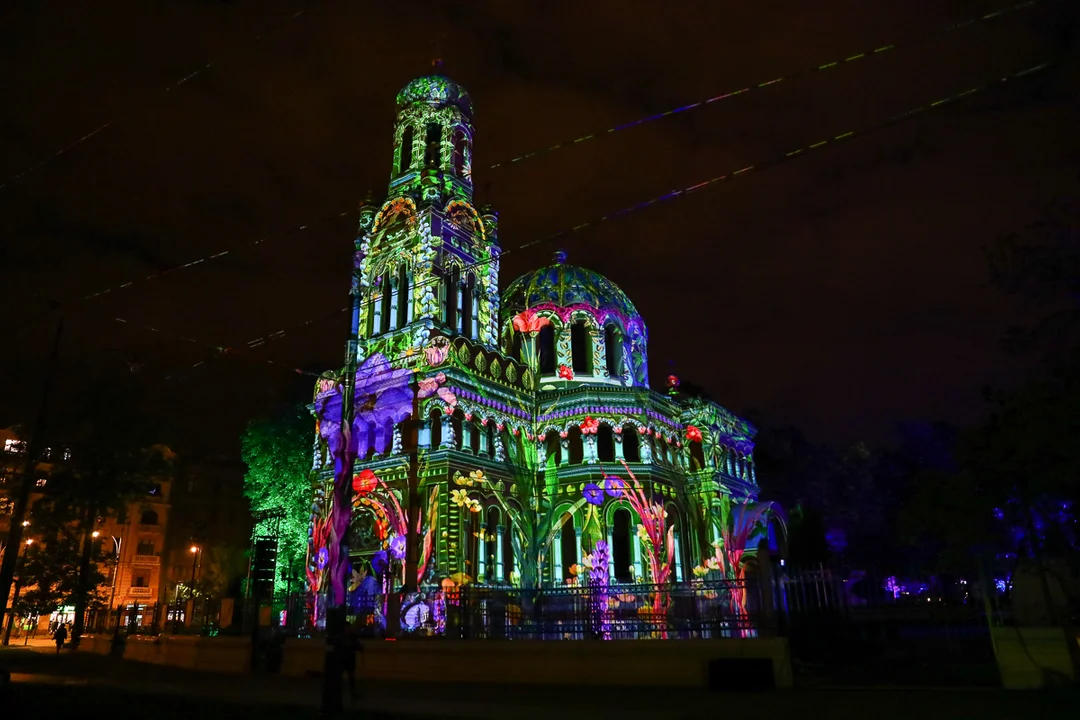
(189, 545), (200, 630)
(174, 545), (200, 633)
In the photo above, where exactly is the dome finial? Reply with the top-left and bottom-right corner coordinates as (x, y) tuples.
(430, 31), (446, 71)
(553, 249), (567, 265)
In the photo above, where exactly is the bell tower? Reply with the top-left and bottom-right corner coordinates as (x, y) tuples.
(352, 75), (501, 353)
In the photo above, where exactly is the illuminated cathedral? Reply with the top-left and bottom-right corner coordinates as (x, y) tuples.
(306, 75), (768, 629)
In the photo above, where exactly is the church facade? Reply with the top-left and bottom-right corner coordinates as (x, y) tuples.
(306, 75), (765, 626)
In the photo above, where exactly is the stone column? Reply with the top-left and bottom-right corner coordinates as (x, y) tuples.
(674, 531), (684, 582)
(440, 415), (453, 449)
(478, 534), (487, 583)
(552, 535), (563, 584)
(556, 325), (572, 372)
(573, 526), (583, 571)
(629, 535), (641, 582)
(606, 528), (616, 581)
(388, 277), (400, 331)
(457, 283), (466, 335)
(391, 426), (403, 455)
(371, 288), (383, 334)
(478, 424), (489, 456)
(471, 292), (480, 339)
(614, 433), (624, 461)
(495, 526), (505, 583)
(584, 434), (599, 464)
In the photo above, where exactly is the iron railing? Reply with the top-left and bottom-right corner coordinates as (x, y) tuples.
(393, 580), (765, 640)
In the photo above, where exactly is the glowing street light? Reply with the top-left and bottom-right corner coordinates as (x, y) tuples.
(92, 531), (100, 538)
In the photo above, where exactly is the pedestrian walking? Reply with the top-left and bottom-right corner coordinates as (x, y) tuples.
(52, 624), (67, 653)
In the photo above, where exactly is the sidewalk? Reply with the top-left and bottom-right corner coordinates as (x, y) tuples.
(2, 645), (1077, 719)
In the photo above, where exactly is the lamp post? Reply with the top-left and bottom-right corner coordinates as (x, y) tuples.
(94, 532), (122, 631)
(186, 545), (200, 631)
(1, 539), (32, 646)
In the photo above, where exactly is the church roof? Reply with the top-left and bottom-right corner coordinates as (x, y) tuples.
(396, 75), (474, 117)
(502, 250), (641, 320)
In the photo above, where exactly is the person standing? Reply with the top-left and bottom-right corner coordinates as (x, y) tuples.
(52, 624), (67, 653)
(340, 617), (364, 702)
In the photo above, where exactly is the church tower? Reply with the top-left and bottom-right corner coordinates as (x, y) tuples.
(353, 75), (501, 353)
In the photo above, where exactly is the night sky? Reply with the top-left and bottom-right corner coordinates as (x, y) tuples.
(1, 0), (1077, 456)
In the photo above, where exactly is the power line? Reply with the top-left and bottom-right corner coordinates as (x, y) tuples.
(0, 5), (311, 191)
(107, 60), (1054, 391)
(481, 0), (1042, 173)
(109, 307), (348, 382)
(61, 0), (1043, 309)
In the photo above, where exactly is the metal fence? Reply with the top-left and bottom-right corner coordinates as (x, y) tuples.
(774, 565), (1001, 686)
(345, 580), (764, 641)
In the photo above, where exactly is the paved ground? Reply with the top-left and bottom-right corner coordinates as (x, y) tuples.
(1, 644), (1076, 719)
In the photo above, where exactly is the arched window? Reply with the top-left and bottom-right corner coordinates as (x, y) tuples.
(452, 129), (466, 175)
(689, 440), (706, 471)
(485, 507), (500, 583)
(544, 431), (562, 467)
(571, 320), (592, 375)
(604, 323), (623, 377)
(140, 509), (158, 526)
(380, 270), (393, 334)
(365, 423), (377, 460)
(502, 518), (514, 580)
(485, 421), (496, 459)
(442, 265), (459, 329)
(428, 409), (442, 449)
(622, 426), (640, 462)
(538, 324), (556, 375)
(397, 265), (410, 327)
(379, 418), (395, 454)
(461, 274), (474, 338)
(597, 424), (615, 463)
(666, 503), (681, 581)
(511, 332), (523, 362)
(451, 410), (465, 451)
(559, 514), (577, 582)
(424, 123), (442, 167)
(567, 426), (584, 465)
(399, 126), (414, 174)
(467, 509), (480, 577)
(612, 509), (632, 583)
(468, 419), (481, 455)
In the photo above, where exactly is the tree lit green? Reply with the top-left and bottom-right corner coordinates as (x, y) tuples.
(241, 404), (312, 595)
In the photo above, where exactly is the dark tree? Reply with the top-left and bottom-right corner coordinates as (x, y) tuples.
(39, 374), (172, 645)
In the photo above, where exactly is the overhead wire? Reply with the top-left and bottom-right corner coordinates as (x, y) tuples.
(0, 5), (311, 191)
(58, 0), (1043, 309)
(480, 0), (1042, 173)
(110, 60), (1053, 391)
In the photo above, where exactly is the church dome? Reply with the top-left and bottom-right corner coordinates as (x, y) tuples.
(396, 75), (474, 118)
(503, 250), (640, 321)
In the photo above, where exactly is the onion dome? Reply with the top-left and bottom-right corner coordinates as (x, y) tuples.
(503, 250), (640, 321)
(396, 75), (474, 118)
